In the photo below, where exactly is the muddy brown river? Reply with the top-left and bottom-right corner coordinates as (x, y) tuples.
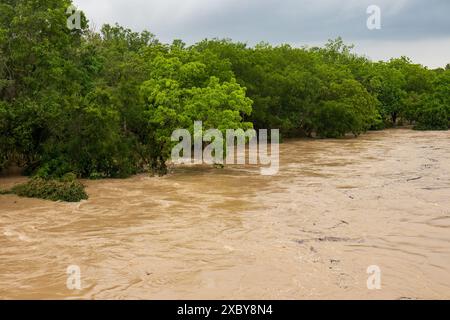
(0, 129), (449, 299)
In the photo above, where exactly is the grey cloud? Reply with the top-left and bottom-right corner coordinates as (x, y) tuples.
(73, 0), (450, 67)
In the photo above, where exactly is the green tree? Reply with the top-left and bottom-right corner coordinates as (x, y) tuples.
(140, 54), (253, 173)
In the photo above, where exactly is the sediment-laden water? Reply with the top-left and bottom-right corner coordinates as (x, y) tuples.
(1, 129), (449, 299)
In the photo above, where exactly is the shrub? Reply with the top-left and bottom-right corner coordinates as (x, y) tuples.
(61, 172), (77, 182)
(10, 178), (88, 202)
(33, 158), (76, 180)
(414, 103), (449, 131)
(313, 101), (365, 138)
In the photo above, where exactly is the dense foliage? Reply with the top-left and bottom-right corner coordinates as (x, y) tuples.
(9, 177), (88, 202)
(1, 0), (449, 178)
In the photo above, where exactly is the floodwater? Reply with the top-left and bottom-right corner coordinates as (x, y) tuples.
(0, 129), (449, 300)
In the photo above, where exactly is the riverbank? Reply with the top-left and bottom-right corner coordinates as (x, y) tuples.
(1, 129), (449, 299)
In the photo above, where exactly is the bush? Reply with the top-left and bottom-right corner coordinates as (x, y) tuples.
(414, 103), (449, 131)
(312, 100), (370, 138)
(10, 178), (88, 202)
(0, 189), (12, 195)
(61, 172), (77, 182)
(33, 158), (76, 179)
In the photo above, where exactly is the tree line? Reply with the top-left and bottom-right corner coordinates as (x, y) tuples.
(1, 0), (449, 179)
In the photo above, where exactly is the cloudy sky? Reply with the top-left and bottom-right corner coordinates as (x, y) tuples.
(73, 0), (450, 68)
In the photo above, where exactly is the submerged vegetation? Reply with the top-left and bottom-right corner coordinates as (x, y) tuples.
(1, 175), (88, 202)
(1, 0), (449, 182)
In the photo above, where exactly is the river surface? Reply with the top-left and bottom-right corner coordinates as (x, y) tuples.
(1, 129), (449, 299)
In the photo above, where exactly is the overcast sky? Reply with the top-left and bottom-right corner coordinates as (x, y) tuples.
(73, 0), (450, 68)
